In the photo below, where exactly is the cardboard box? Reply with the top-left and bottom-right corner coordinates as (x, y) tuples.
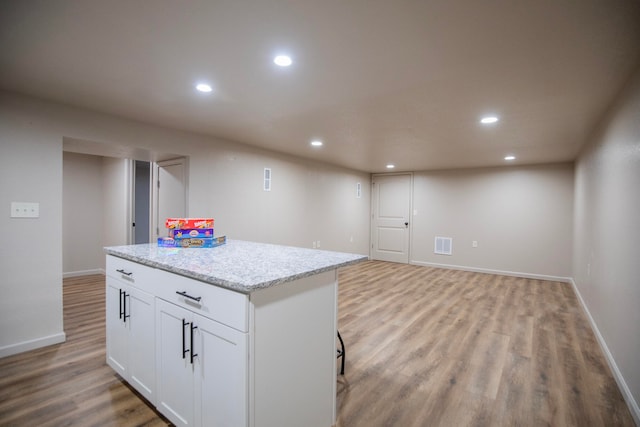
(157, 237), (179, 247)
(209, 235), (226, 246)
(158, 235), (226, 248)
(171, 228), (214, 238)
(165, 218), (214, 229)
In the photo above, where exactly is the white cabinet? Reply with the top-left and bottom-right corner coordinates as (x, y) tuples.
(105, 278), (128, 375)
(155, 298), (248, 427)
(105, 258), (156, 404)
(196, 312), (248, 427)
(106, 250), (340, 427)
(155, 299), (196, 427)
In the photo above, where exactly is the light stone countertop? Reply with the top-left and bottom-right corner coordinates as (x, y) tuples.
(104, 239), (368, 294)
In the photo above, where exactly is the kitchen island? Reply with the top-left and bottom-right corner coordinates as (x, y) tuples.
(104, 240), (367, 427)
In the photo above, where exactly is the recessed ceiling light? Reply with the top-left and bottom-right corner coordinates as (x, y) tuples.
(386, 164), (395, 169)
(195, 83), (212, 93)
(310, 140), (323, 147)
(480, 116), (499, 124)
(504, 155), (516, 161)
(274, 55), (292, 67)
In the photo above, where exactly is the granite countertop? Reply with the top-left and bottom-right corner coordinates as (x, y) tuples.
(104, 239), (368, 293)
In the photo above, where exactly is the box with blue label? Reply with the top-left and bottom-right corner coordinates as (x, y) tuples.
(171, 228), (214, 238)
(158, 235), (226, 248)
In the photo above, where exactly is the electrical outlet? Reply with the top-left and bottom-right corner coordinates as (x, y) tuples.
(312, 241), (317, 249)
(472, 241), (478, 248)
(317, 240), (320, 248)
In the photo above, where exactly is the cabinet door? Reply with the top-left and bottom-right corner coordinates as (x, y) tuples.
(127, 287), (156, 403)
(106, 278), (128, 377)
(194, 313), (248, 427)
(156, 299), (196, 427)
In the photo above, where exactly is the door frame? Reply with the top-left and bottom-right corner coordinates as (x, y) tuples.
(151, 157), (189, 241)
(370, 172), (413, 263)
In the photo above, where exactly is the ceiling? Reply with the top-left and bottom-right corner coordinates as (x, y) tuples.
(1, 1), (640, 173)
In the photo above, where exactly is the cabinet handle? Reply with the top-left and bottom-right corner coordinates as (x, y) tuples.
(123, 292), (130, 322)
(176, 291), (202, 303)
(116, 269), (133, 276)
(190, 323), (198, 364)
(182, 319), (189, 359)
(119, 289), (124, 320)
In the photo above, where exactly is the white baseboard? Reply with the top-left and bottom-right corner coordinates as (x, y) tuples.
(63, 268), (105, 279)
(569, 279), (640, 426)
(0, 332), (66, 358)
(409, 260), (572, 283)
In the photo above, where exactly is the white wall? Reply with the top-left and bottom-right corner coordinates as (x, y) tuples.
(189, 147), (369, 252)
(0, 97), (65, 356)
(0, 90), (370, 356)
(573, 67), (640, 422)
(101, 157), (130, 248)
(411, 163), (574, 279)
(62, 153), (131, 276)
(62, 152), (105, 276)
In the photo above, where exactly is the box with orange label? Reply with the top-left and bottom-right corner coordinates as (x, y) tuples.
(165, 218), (214, 229)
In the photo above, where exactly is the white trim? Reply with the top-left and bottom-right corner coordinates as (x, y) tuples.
(126, 158), (134, 245)
(409, 259), (572, 283)
(569, 278), (640, 426)
(0, 332), (66, 358)
(63, 268), (105, 279)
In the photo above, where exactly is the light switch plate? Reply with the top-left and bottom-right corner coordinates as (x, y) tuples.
(11, 202), (39, 218)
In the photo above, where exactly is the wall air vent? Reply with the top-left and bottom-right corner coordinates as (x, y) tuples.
(264, 168), (271, 191)
(434, 236), (453, 255)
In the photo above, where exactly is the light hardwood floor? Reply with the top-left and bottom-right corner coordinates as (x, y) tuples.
(0, 275), (169, 427)
(0, 262), (635, 426)
(336, 261), (635, 427)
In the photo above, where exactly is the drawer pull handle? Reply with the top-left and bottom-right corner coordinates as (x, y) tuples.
(182, 319), (189, 359)
(116, 269), (133, 276)
(176, 291), (202, 302)
(119, 289), (124, 320)
(123, 292), (130, 322)
(190, 323), (198, 364)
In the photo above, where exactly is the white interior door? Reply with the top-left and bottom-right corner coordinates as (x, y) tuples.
(153, 158), (187, 240)
(371, 173), (412, 263)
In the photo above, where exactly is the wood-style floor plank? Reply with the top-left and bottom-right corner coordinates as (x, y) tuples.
(335, 261), (635, 427)
(0, 275), (170, 427)
(0, 263), (635, 427)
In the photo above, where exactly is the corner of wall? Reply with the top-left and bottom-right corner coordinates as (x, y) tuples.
(569, 277), (640, 425)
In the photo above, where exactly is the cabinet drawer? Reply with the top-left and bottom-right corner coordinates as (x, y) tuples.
(106, 255), (157, 293)
(155, 270), (248, 332)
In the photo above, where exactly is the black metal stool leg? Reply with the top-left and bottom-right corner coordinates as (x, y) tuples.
(337, 330), (345, 375)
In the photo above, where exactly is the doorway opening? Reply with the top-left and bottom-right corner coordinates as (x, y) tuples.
(133, 160), (151, 244)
